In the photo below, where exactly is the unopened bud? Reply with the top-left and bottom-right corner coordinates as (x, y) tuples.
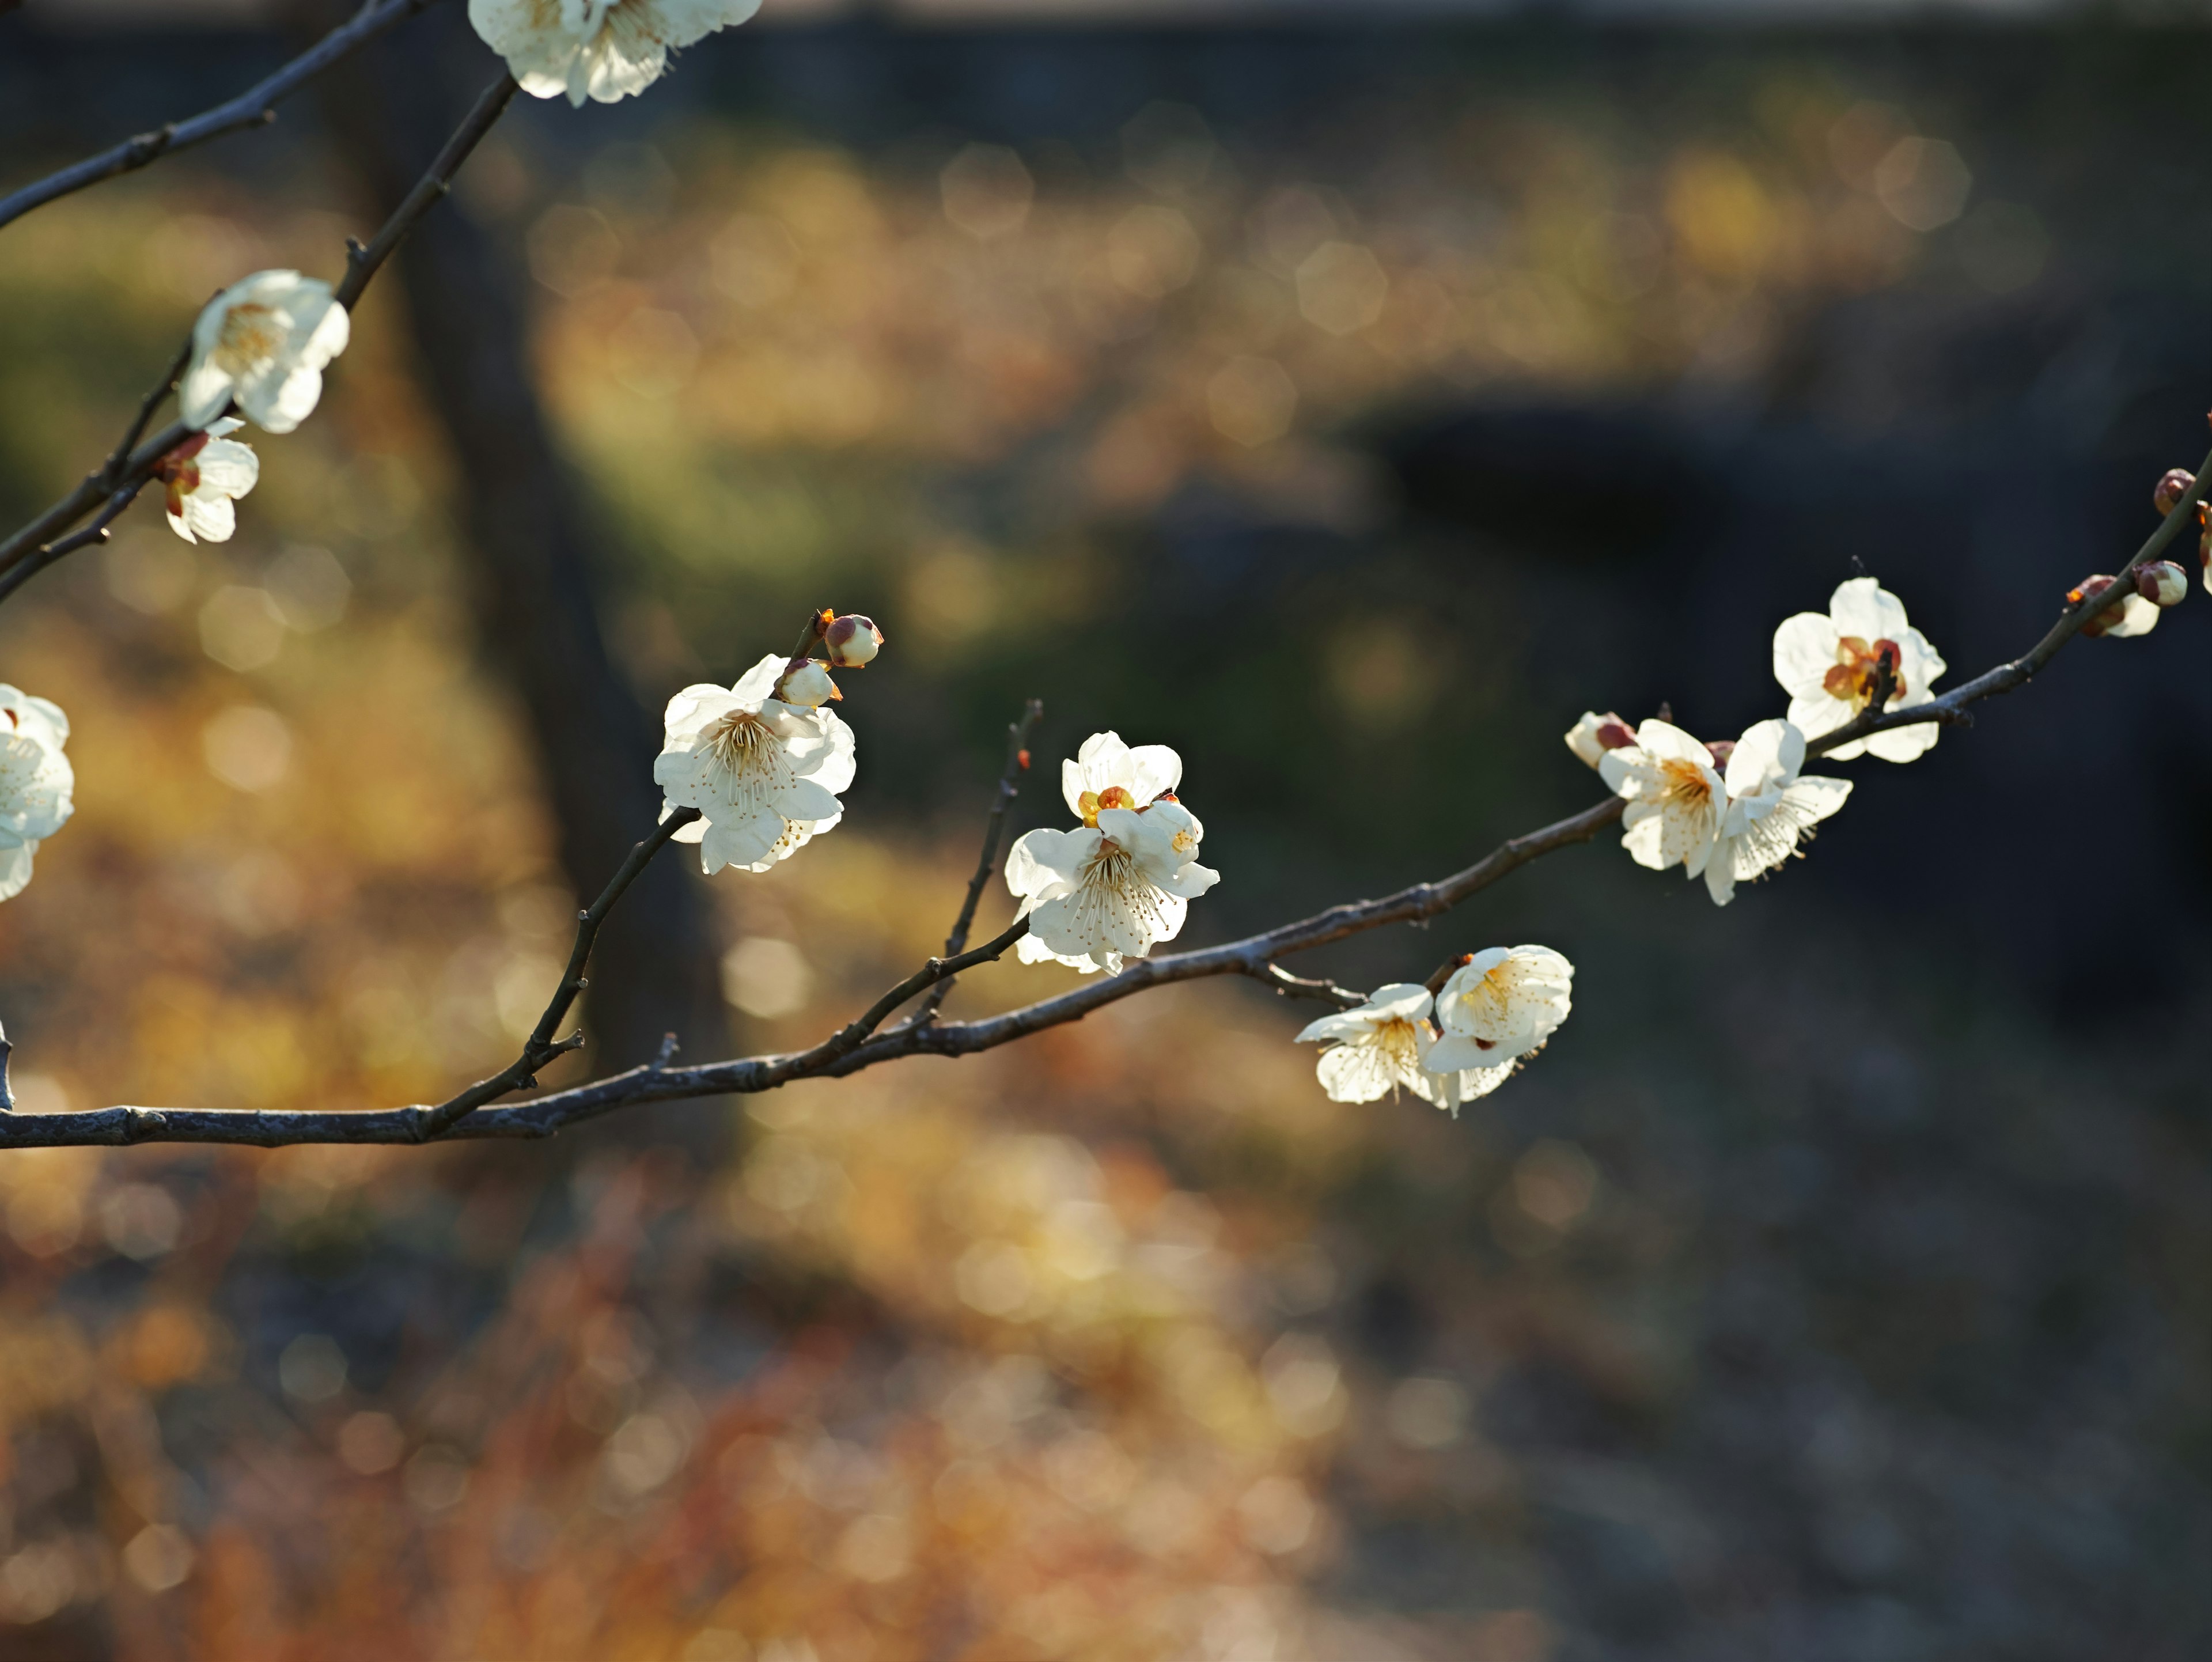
(824, 614), (884, 668)
(2072, 576), (2161, 640)
(1564, 710), (1636, 769)
(777, 656), (840, 706)
(2137, 561), (2187, 607)
(1705, 739), (1736, 767)
(2153, 468), (2196, 516)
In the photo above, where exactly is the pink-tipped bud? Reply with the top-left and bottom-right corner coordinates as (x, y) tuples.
(777, 656), (840, 707)
(2070, 575), (2116, 636)
(1564, 710), (1637, 769)
(1705, 739), (1736, 767)
(824, 614), (884, 668)
(2137, 561), (2187, 607)
(2154, 469), (2196, 516)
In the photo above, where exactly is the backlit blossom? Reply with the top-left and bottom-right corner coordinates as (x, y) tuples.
(654, 653), (853, 876)
(155, 419), (257, 544)
(1599, 720), (1725, 879)
(0, 686), (75, 902)
(1564, 709), (1634, 770)
(469, 0), (762, 107)
(1005, 732), (1218, 975)
(179, 271), (349, 434)
(1703, 719), (1852, 907)
(1426, 946), (1574, 1080)
(1297, 985), (1449, 1106)
(1771, 576), (1946, 762)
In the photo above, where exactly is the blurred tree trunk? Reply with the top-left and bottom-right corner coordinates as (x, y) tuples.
(302, 8), (729, 1139)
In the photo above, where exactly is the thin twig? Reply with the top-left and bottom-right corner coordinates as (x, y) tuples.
(909, 699), (1044, 1025)
(2, 437), (2202, 1149)
(0, 487), (142, 606)
(1237, 964), (1368, 1008)
(414, 806), (701, 1138)
(334, 70), (518, 309)
(0, 67), (520, 591)
(0, 0), (444, 234)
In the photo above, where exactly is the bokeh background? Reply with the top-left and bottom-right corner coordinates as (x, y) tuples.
(1, 2), (2207, 1658)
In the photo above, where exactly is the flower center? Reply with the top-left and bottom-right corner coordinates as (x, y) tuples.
(213, 303), (285, 373)
(1657, 758), (1711, 807)
(1821, 634), (1906, 711)
(706, 709), (771, 773)
(1374, 1017), (1425, 1067)
(1077, 785), (1136, 827)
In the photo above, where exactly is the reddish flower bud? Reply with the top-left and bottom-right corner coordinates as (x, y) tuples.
(2137, 561), (2187, 607)
(2153, 468), (2196, 516)
(823, 614), (884, 668)
(775, 656), (840, 706)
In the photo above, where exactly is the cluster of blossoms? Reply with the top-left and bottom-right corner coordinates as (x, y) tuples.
(1296, 948), (1575, 1114)
(653, 612), (881, 875)
(1003, 732), (1221, 975)
(138, 0), (774, 556)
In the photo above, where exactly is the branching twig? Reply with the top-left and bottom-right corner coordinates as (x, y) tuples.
(1806, 442), (2212, 759)
(334, 70), (517, 309)
(414, 805), (701, 1138)
(1236, 964), (1368, 1008)
(0, 434), (2200, 1146)
(0, 68), (520, 593)
(0, 0), (444, 234)
(909, 699), (1044, 1026)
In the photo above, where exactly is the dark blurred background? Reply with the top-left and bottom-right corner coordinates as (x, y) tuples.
(0, 2), (2206, 1658)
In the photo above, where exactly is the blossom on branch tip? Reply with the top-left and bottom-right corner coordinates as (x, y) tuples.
(179, 271), (349, 434)
(1703, 719), (1852, 907)
(653, 653), (853, 875)
(824, 614), (884, 668)
(469, 0), (762, 107)
(1598, 720), (1726, 879)
(0, 686), (75, 903)
(1564, 710), (1635, 770)
(1772, 577), (1947, 763)
(1005, 732), (1218, 975)
(154, 419), (257, 544)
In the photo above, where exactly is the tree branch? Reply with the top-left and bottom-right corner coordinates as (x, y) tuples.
(2, 428), (2201, 1149)
(0, 0), (445, 234)
(412, 805), (701, 1138)
(908, 698), (1044, 1026)
(0, 67), (519, 592)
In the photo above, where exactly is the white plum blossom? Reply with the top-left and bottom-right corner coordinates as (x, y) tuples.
(1297, 984), (1455, 1107)
(1599, 720), (1726, 880)
(1771, 576), (1947, 763)
(179, 271), (349, 435)
(1005, 731), (1219, 975)
(1425, 946), (1574, 1096)
(469, 0), (762, 107)
(1703, 720), (1853, 907)
(156, 418), (258, 544)
(654, 653), (854, 876)
(0, 686), (75, 903)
